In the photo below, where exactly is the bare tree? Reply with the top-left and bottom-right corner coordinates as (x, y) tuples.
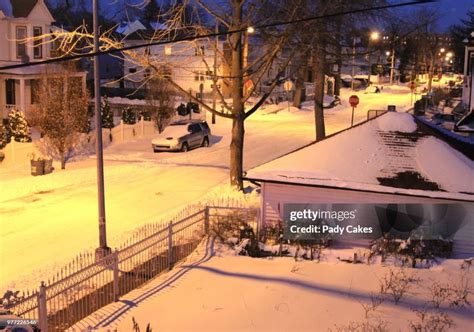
(29, 64), (88, 169)
(145, 76), (176, 133)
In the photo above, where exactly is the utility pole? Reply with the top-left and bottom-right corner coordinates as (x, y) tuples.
(389, 47), (395, 85)
(212, 22), (218, 124)
(351, 37), (356, 90)
(93, 0), (111, 261)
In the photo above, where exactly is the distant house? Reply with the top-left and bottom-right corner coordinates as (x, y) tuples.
(246, 112), (474, 256)
(462, 31), (474, 114)
(0, 0), (86, 118)
(117, 20), (227, 97)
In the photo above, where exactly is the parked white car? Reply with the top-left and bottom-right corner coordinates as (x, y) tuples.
(151, 120), (211, 152)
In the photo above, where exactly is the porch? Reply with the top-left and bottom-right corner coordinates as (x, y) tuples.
(0, 64), (87, 119)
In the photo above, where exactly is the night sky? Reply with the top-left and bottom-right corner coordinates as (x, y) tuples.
(423, 0), (474, 31)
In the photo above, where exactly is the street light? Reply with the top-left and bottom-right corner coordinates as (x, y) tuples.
(440, 48), (445, 53)
(385, 51), (390, 56)
(446, 52), (453, 58)
(243, 25), (255, 90)
(370, 31), (380, 41)
(367, 31), (380, 84)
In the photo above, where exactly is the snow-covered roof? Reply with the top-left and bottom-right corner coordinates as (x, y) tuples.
(116, 19), (147, 36)
(246, 112), (474, 201)
(0, 0), (37, 18)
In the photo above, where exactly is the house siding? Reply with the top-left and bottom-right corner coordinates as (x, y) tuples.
(262, 182), (474, 256)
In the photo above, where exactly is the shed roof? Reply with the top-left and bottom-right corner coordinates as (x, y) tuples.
(246, 112), (474, 201)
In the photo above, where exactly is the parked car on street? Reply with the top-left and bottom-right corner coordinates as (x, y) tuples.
(151, 120), (211, 152)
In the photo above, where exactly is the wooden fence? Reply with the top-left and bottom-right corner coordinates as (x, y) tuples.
(3, 201), (260, 331)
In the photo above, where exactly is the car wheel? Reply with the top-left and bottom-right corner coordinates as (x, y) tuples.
(201, 137), (209, 147)
(181, 142), (189, 152)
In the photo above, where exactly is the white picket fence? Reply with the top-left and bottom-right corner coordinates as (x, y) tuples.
(2, 198), (260, 332)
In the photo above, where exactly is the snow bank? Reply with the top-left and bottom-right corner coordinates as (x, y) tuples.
(416, 136), (474, 193)
(73, 240), (474, 332)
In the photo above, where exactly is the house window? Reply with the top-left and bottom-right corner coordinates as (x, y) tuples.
(164, 45), (172, 55)
(6, 79), (15, 105)
(162, 66), (171, 79)
(33, 27), (43, 59)
(195, 46), (205, 56)
(129, 68), (137, 73)
(16, 26), (27, 59)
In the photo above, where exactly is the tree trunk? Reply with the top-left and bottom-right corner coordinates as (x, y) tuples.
(229, 0), (244, 190)
(427, 56), (435, 93)
(230, 114), (244, 189)
(293, 51), (308, 108)
(312, 45), (326, 141)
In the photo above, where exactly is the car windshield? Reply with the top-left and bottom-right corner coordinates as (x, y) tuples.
(159, 125), (189, 137)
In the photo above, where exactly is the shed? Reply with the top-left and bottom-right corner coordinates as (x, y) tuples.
(246, 112), (474, 256)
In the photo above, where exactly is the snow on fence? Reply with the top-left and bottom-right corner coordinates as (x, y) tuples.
(0, 140), (37, 166)
(3, 199), (260, 332)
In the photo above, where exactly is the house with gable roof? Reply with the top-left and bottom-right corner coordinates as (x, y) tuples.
(245, 112), (474, 256)
(0, 0), (86, 118)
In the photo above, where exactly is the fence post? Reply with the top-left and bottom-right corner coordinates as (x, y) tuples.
(37, 281), (48, 332)
(204, 206), (210, 235)
(113, 249), (119, 301)
(140, 116), (144, 136)
(168, 221), (173, 270)
(120, 120), (124, 142)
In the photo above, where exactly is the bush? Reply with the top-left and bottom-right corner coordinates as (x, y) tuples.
(379, 268), (420, 304)
(409, 309), (453, 332)
(0, 120), (11, 149)
(121, 107), (136, 124)
(8, 109), (31, 142)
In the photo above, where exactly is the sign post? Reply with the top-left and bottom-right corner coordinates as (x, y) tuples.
(349, 95), (359, 127)
(283, 80), (294, 112)
(409, 81), (416, 106)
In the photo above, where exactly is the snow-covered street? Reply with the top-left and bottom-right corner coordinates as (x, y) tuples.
(0, 87), (414, 294)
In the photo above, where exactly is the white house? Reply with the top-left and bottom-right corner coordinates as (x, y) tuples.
(118, 21), (227, 97)
(0, 0), (86, 118)
(246, 112), (474, 256)
(462, 31), (474, 113)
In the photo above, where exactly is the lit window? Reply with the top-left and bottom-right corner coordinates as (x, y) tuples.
(33, 27), (42, 59)
(165, 45), (172, 55)
(16, 26), (27, 58)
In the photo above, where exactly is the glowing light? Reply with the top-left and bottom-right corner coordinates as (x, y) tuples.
(370, 31), (380, 40)
(247, 26), (255, 34)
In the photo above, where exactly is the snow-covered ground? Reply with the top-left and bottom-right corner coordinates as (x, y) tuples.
(0, 86), (414, 294)
(72, 238), (474, 332)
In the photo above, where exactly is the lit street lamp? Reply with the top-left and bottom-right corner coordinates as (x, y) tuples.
(367, 31), (380, 84)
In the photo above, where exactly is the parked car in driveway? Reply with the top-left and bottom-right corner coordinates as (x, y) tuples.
(152, 120), (211, 152)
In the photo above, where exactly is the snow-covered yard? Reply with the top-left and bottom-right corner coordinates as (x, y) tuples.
(0, 86), (414, 294)
(73, 238), (474, 332)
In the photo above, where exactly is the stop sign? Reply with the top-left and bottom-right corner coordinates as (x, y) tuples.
(349, 95), (359, 107)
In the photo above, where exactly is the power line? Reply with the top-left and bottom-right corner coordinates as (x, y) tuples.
(0, 0), (436, 71)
